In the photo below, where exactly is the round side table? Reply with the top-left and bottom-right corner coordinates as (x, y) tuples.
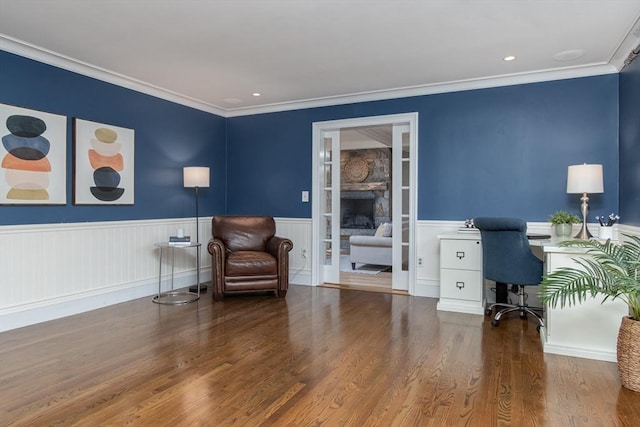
(153, 242), (201, 304)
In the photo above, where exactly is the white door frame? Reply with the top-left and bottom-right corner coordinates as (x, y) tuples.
(311, 113), (418, 294)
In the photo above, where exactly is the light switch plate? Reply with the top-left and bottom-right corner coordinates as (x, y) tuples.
(301, 191), (309, 202)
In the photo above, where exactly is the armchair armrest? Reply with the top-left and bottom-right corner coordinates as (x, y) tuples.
(208, 238), (226, 300)
(266, 236), (293, 295)
(266, 236), (293, 261)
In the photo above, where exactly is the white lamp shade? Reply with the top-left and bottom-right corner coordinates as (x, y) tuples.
(183, 166), (210, 188)
(566, 164), (603, 194)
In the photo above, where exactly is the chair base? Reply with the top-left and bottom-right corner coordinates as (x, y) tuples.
(485, 285), (544, 330)
(213, 289), (286, 301)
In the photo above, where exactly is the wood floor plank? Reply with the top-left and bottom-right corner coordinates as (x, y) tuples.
(1, 285), (639, 426)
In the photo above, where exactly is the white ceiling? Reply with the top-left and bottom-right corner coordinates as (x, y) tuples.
(1, 1), (639, 117)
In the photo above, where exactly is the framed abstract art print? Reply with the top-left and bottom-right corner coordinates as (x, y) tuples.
(0, 103), (67, 205)
(73, 118), (135, 205)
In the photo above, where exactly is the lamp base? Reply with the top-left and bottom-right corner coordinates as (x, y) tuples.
(574, 192), (593, 240)
(189, 284), (207, 293)
(574, 222), (593, 240)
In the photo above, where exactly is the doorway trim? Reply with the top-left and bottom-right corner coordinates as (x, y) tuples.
(311, 112), (418, 294)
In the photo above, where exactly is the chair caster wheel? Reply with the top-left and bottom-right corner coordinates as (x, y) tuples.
(485, 308), (493, 316)
(491, 319), (500, 327)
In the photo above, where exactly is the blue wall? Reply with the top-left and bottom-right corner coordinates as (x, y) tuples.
(1, 49), (623, 226)
(227, 75), (619, 221)
(619, 57), (640, 226)
(0, 51), (227, 225)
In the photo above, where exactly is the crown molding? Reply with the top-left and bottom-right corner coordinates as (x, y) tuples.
(224, 64), (618, 117)
(0, 34), (620, 119)
(0, 34), (227, 117)
(609, 13), (640, 70)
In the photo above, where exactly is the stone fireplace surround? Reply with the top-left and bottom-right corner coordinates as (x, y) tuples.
(340, 148), (391, 250)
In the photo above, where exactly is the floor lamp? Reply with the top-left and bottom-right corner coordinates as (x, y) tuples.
(566, 163), (603, 240)
(184, 166), (210, 292)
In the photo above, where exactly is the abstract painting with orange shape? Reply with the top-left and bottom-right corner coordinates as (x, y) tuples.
(73, 118), (134, 205)
(1, 103), (67, 205)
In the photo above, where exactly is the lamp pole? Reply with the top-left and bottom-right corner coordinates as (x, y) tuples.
(184, 166), (210, 293)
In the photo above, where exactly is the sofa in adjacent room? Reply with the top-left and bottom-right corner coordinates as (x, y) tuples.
(349, 222), (393, 269)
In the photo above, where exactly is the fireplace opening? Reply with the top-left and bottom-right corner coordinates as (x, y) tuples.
(341, 193), (375, 229)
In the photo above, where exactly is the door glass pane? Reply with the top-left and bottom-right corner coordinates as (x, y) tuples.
(325, 190), (332, 214)
(400, 130), (410, 274)
(323, 215), (332, 240)
(402, 244), (409, 270)
(324, 241), (332, 265)
(324, 137), (332, 162)
(402, 188), (409, 216)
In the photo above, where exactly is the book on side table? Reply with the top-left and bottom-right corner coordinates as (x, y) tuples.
(169, 236), (191, 245)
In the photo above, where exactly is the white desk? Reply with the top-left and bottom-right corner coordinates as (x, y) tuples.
(539, 240), (628, 362)
(437, 232), (628, 361)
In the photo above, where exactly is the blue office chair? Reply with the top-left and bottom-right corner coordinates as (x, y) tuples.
(473, 217), (544, 330)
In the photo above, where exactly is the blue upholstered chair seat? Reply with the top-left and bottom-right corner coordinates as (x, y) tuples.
(474, 217), (544, 329)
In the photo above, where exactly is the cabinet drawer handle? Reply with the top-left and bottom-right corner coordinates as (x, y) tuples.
(456, 251), (465, 259)
(456, 281), (465, 289)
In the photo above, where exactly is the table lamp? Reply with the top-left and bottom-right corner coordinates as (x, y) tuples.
(566, 163), (603, 239)
(184, 166), (210, 292)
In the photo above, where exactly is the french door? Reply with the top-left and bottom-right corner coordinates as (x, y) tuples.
(312, 113), (417, 293)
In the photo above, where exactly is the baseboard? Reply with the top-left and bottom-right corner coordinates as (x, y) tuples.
(542, 343), (617, 363)
(436, 299), (486, 316)
(290, 269), (312, 286)
(0, 270), (211, 332)
(414, 279), (440, 298)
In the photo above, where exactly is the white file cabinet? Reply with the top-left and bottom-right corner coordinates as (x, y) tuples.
(437, 232), (485, 315)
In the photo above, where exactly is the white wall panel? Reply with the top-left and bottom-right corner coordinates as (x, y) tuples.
(275, 217), (312, 286)
(2, 217), (636, 332)
(0, 217), (212, 331)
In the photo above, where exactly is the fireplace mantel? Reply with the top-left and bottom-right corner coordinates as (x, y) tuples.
(341, 182), (388, 191)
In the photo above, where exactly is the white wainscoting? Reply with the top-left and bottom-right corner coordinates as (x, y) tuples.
(0, 218), (212, 332)
(2, 217), (636, 332)
(275, 217), (313, 286)
(0, 217), (313, 332)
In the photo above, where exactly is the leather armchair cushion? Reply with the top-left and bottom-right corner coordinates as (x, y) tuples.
(226, 251), (277, 276)
(213, 216), (275, 252)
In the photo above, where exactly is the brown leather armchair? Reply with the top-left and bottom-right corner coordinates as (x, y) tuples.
(207, 215), (293, 301)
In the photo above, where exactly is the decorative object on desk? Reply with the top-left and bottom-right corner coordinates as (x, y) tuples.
(184, 166), (210, 292)
(596, 213), (619, 240)
(596, 213), (620, 228)
(539, 235), (640, 392)
(548, 210), (581, 237)
(566, 163), (603, 239)
(457, 218), (479, 232)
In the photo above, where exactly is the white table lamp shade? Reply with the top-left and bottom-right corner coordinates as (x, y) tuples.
(566, 164), (603, 194)
(184, 167), (210, 188)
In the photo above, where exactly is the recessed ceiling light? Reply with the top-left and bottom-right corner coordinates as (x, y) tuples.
(503, 55), (516, 62)
(553, 49), (585, 62)
(252, 92), (261, 97)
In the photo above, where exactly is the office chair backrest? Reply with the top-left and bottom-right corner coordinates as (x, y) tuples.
(473, 217), (543, 285)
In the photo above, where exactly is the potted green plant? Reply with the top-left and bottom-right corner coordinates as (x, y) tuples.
(539, 235), (640, 391)
(548, 210), (581, 237)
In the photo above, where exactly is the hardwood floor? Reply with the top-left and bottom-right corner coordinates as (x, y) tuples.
(331, 270), (402, 295)
(1, 285), (638, 426)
